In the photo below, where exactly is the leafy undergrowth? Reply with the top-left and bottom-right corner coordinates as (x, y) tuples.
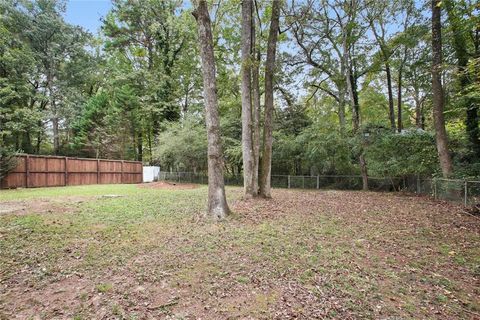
(0, 184), (479, 319)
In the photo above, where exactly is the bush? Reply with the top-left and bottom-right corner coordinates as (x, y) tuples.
(0, 147), (17, 180)
(153, 117), (207, 172)
(365, 129), (439, 177)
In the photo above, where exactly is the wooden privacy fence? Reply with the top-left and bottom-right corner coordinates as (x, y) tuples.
(1, 154), (143, 189)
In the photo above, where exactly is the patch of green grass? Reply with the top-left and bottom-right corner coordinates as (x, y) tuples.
(0, 184), (142, 201)
(236, 275), (250, 284)
(95, 283), (113, 293)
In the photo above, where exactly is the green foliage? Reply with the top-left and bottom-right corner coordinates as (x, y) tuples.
(365, 129), (439, 177)
(300, 126), (355, 175)
(0, 146), (17, 180)
(153, 117), (207, 171)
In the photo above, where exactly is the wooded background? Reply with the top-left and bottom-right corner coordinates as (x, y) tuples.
(1, 0), (479, 187)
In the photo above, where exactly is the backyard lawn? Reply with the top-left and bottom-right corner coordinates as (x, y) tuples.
(0, 183), (479, 319)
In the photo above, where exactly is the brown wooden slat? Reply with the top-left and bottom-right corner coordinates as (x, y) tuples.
(0, 154), (142, 189)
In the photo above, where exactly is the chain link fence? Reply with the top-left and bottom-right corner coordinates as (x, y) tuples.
(157, 172), (480, 206)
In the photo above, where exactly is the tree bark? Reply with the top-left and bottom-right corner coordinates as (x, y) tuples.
(432, 0), (454, 178)
(241, 0), (255, 197)
(259, 0), (280, 198)
(414, 94), (424, 129)
(397, 68), (403, 133)
(252, 18), (261, 195)
(359, 153), (368, 191)
(137, 131), (143, 161)
(192, 0), (230, 219)
(52, 115), (60, 155)
(338, 86), (346, 130)
(386, 63), (396, 131)
(345, 33), (368, 190)
(47, 71), (60, 155)
(347, 70), (360, 133)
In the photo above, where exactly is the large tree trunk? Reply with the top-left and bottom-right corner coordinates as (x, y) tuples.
(192, 0), (229, 219)
(252, 19), (261, 195)
(432, 0), (454, 178)
(385, 63), (396, 131)
(241, 0), (255, 197)
(259, 0), (281, 198)
(345, 42), (368, 190)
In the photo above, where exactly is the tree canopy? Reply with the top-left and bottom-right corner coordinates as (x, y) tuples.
(1, 0), (479, 179)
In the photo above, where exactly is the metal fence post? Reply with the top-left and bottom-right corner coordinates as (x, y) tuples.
(288, 175), (291, 189)
(317, 175), (319, 189)
(433, 178), (437, 200)
(464, 179), (468, 206)
(302, 176), (305, 189)
(416, 174), (420, 194)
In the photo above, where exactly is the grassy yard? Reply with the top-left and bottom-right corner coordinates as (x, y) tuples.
(0, 183), (479, 319)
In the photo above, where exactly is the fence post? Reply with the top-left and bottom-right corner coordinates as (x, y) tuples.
(416, 174), (420, 194)
(96, 159), (100, 184)
(288, 175), (291, 189)
(121, 161), (124, 183)
(433, 178), (437, 200)
(64, 157), (68, 186)
(317, 175), (319, 189)
(303, 176), (305, 189)
(25, 155), (30, 188)
(464, 179), (468, 206)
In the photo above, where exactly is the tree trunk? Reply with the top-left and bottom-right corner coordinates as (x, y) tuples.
(397, 68), (403, 133)
(347, 71), (360, 133)
(359, 153), (368, 191)
(252, 20), (261, 195)
(386, 63), (396, 131)
(338, 60), (347, 130)
(52, 115), (60, 155)
(414, 94), (424, 129)
(241, 0), (255, 197)
(137, 131), (143, 162)
(36, 120), (43, 154)
(47, 71), (60, 155)
(432, 0), (454, 178)
(259, 0), (281, 198)
(338, 89), (346, 130)
(345, 38), (368, 190)
(343, 29), (360, 133)
(192, 0), (230, 219)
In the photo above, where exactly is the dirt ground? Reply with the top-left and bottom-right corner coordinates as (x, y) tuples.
(0, 196), (89, 215)
(138, 181), (199, 190)
(0, 185), (479, 319)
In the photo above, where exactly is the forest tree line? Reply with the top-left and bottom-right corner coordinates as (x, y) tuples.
(1, 0), (479, 182)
